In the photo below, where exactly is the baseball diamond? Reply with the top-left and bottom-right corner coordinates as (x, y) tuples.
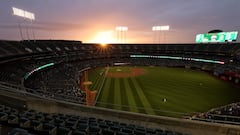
(89, 66), (240, 117)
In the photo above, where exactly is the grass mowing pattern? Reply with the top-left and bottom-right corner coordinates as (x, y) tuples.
(88, 68), (105, 91)
(93, 66), (240, 117)
(119, 79), (129, 111)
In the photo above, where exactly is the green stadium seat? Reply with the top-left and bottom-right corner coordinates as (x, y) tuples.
(121, 128), (133, 134)
(135, 126), (145, 132)
(30, 119), (41, 130)
(78, 118), (88, 124)
(4, 106), (12, 114)
(54, 118), (65, 127)
(19, 117), (31, 129)
(72, 130), (86, 135)
(43, 116), (55, 124)
(88, 125), (100, 134)
(98, 122), (108, 129)
(134, 129), (145, 135)
(8, 114), (19, 126)
(0, 112), (8, 123)
(146, 128), (156, 134)
(8, 128), (32, 135)
(116, 131), (129, 135)
(64, 120), (77, 129)
(56, 127), (72, 135)
(76, 123), (88, 132)
(34, 122), (57, 135)
(110, 125), (120, 131)
(35, 113), (45, 121)
(119, 122), (127, 128)
(101, 128), (115, 135)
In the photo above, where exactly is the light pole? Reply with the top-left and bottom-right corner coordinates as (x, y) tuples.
(12, 7), (36, 41)
(116, 26), (128, 43)
(152, 25), (170, 43)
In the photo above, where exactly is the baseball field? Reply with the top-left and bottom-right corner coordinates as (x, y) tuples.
(88, 66), (240, 117)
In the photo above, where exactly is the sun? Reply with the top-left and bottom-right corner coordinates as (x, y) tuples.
(91, 31), (116, 45)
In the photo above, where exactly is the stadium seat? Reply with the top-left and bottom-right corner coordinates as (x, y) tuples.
(119, 123), (127, 128)
(64, 120), (77, 129)
(116, 131), (129, 135)
(135, 126), (145, 132)
(78, 118), (88, 125)
(54, 118), (65, 127)
(88, 125), (100, 134)
(44, 116), (55, 124)
(8, 128), (32, 135)
(126, 124), (135, 130)
(101, 128), (115, 135)
(146, 128), (156, 134)
(34, 123), (57, 135)
(98, 122), (108, 129)
(110, 125), (120, 131)
(76, 123), (88, 132)
(165, 130), (175, 135)
(155, 129), (166, 135)
(121, 128), (133, 134)
(4, 106), (12, 114)
(134, 129), (145, 135)
(56, 127), (72, 135)
(29, 119), (41, 130)
(22, 111), (35, 120)
(0, 112), (8, 123)
(8, 114), (19, 126)
(19, 117), (31, 129)
(72, 130), (86, 135)
(156, 132), (166, 135)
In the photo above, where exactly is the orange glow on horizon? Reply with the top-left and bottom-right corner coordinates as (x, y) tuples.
(89, 31), (116, 44)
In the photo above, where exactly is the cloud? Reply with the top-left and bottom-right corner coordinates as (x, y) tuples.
(1, 0), (240, 42)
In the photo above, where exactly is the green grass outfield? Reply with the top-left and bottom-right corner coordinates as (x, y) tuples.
(89, 66), (240, 117)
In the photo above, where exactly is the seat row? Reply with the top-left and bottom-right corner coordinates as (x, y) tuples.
(0, 104), (189, 135)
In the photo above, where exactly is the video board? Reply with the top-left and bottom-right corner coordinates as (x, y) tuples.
(195, 31), (238, 43)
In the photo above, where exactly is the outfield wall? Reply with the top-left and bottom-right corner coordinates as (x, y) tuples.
(1, 87), (240, 135)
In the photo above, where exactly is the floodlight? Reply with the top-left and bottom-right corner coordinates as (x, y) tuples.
(12, 7), (35, 21)
(115, 26), (128, 43)
(25, 11), (35, 20)
(12, 7), (36, 40)
(152, 26), (170, 31)
(122, 27), (128, 31)
(160, 25), (170, 31)
(115, 26), (122, 31)
(115, 26), (128, 31)
(12, 7), (25, 18)
(152, 25), (170, 43)
(152, 26), (156, 31)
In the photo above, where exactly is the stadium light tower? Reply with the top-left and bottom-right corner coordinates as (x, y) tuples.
(115, 26), (128, 43)
(12, 7), (36, 41)
(152, 25), (170, 43)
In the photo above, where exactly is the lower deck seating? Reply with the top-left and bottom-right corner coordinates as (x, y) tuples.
(0, 103), (190, 135)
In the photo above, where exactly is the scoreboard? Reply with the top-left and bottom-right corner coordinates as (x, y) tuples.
(196, 31), (238, 43)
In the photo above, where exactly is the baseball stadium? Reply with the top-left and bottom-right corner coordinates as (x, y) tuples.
(1, 40), (240, 135)
(1, 1), (240, 135)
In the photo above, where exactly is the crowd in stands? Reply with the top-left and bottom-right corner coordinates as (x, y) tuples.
(0, 103), (189, 135)
(0, 40), (240, 127)
(24, 62), (87, 104)
(192, 102), (240, 125)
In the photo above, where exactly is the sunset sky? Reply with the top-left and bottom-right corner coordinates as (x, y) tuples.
(0, 0), (240, 43)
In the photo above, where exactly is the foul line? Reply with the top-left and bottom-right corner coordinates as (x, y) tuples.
(94, 66), (109, 106)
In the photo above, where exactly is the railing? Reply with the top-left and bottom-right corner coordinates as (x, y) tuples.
(2, 80), (240, 126)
